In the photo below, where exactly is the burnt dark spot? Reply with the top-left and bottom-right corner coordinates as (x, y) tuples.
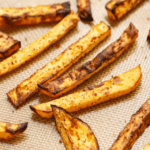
(126, 23), (138, 39)
(6, 122), (28, 135)
(113, 76), (121, 84)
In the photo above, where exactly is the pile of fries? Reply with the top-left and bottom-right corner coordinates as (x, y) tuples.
(0, 0), (150, 150)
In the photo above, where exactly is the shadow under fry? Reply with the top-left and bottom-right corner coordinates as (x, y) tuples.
(0, 133), (28, 145)
(0, 22), (58, 35)
(31, 113), (54, 125)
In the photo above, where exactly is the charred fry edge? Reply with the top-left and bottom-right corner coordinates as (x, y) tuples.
(38, 23), (138, 97)
(147, 30), (150, 41)
(0, 2), (71, 26)
(77, 0), (93, 21)
(0, 122), (28, 140)
(109, 99), (150, 150)
(30, 66), (142, 119)
(52, 105), (99, 150)
(106, 0), (143, 20)
(0, 40), (21, 58)
(7, 21), (110, 108)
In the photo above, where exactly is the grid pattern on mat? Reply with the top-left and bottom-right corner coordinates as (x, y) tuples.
(0, 0), (150, 150)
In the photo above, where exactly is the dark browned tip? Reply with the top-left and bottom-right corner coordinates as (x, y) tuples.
(38, 84), (48, 91)
(147, 36), (150, 41)
(29, 105), (36, 113)
(57, 1), (71, 16)
(79, 11), (93, 21)
(6, 92), (19, 109)
(62, 1), (71, 9)
(128, 22), (138, 31)
(19, 122), (28, 133)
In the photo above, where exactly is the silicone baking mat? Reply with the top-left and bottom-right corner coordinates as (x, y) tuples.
(0, 0), (150, 149)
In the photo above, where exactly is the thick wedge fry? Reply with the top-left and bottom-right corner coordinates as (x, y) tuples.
(109, 98), (150, 150)
(39, 23), (138, 98)
(7, 21), (111, 108)
(106, 0), (144, 20)
(147, 30), (150, 41)
(0, 2), (71, 27)
(0, 122), (28, 140)
(52, 105), (99, 150)
(0, 11), (79, 77)
(30, 66), (142, 119)
(143, 140), (150, 150)
(77, 0), (93, 21)
(0, 31), (21, 58)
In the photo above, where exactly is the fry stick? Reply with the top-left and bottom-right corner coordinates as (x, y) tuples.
(7, 21), (111, 108)
(39, 23), (138, 98)
(30, 66), (142, 119)
(0, 2), (71, 26)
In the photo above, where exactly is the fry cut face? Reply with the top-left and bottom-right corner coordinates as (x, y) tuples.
(0, 31), (21, 58)
(0, 122), (28, 140)
(30, 65), (142, 119)
(7, 21), (111, 108)
(147, 30), (150, 41)
(143, 140), (150, 150)
(52, 105), (99, 150)
(109, 98), (150, 150)
(0, 11), (79, 76)
(0, 2), (71, 26)
(77, 0), (93, 21)
(106, 0), (144, 20)
(39, 23), (138, 98)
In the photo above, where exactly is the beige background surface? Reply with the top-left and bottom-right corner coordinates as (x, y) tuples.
(0, 0), (150, 149)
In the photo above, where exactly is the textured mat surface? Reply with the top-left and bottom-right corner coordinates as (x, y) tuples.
(0, 0), (150, 149)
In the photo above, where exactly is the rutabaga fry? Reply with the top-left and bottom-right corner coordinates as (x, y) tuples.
(143, 140), (150, 150)
(7, 21), (111, 108)
(0, 122), (28, 140)
(77, 0), (93, 21)
(0, 31), (21, 58)
(0, 11), (79, 76)
(106, 0), (144, 21)
(30, 65), (142, 119)
(39, 23), (138, 98)
(109, 98), (150, 150)
(52, 105), (99, 150)
(0, 2), (71, 26)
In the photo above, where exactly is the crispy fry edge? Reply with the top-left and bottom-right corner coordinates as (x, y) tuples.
(105, 0), (143, 20)
(38, 23), (138, 98)
(52, 105), (99, 150)
(109, 99), (150, 150)
(0, 122), (28, 140)
(30, 65), (142, 119)
(77, 0), (93, 21)
(0, 2), (71, 26)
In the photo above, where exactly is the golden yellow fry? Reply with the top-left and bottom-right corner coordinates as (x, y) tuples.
(30, 65), (142, 119)
(0, 11), (79, 77)
(7, 21), (111, 108)
(0, 31), (21, 58)
(52, 105), (99, 150)
(39, 23), (138, 98)
(109, 98), (150, 150)
(0, 2), (71, 26)
(143, 140), (150, 150)
(106, 0), (144, 20)
(0, 122), (28, 140)
(77, 0), (93, 21)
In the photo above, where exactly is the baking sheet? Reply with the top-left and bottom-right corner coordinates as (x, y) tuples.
(0, 0), (150, 149)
